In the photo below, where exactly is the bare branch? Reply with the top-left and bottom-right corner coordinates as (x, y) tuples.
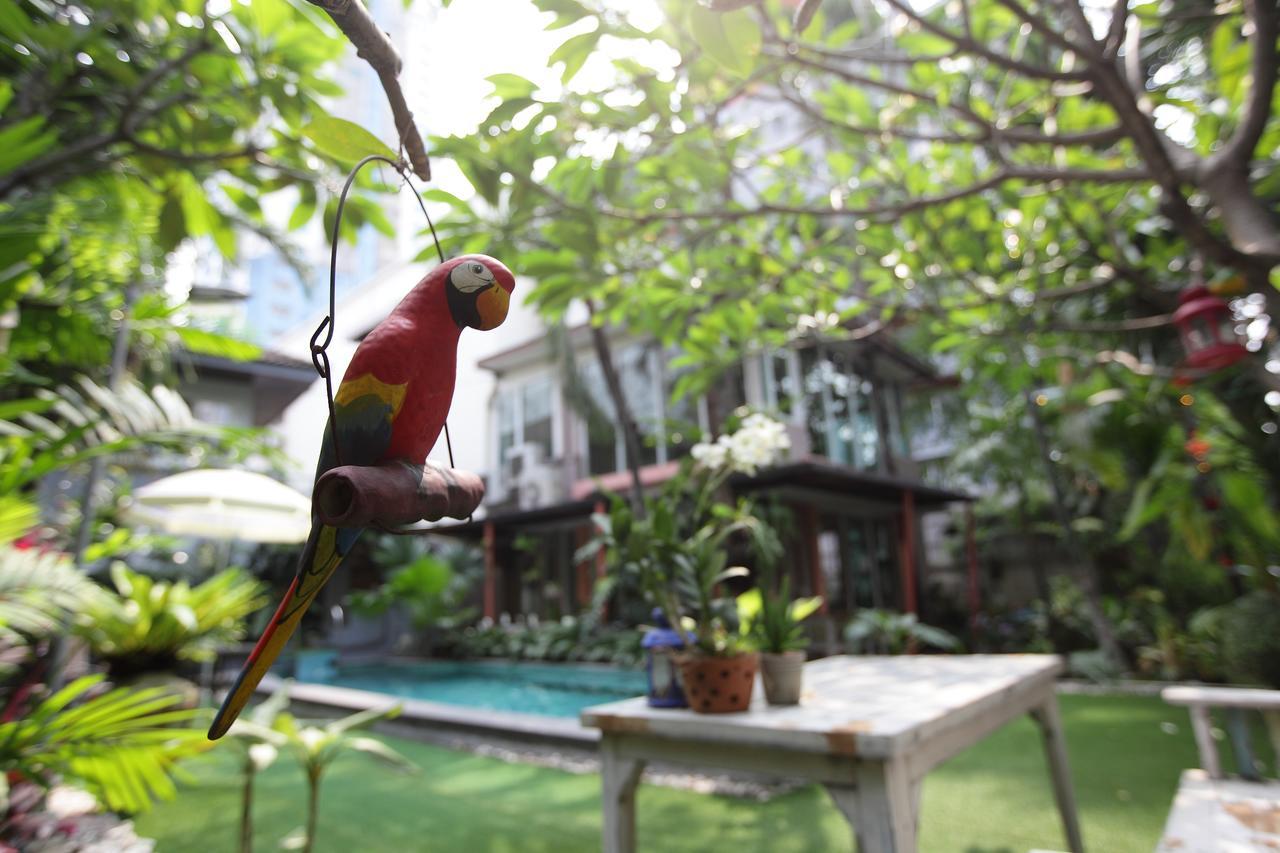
(784, 51), (991, 128)
(124, 137), (260, 164)
(777, 87), (1124, 147)
(792, 0), (822, 35)
(990, 0), (1096, 56)
(785, 39), (950, 65)
(606, 165), (1148, 225)
(1211, 0), (1279, 167)
(306, 0), (431, 181)
(881, 0), (1089, 81)
(1102, 0), (1128, 56)
(1046, 313), (1173, 333)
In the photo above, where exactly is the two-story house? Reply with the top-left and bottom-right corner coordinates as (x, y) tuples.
(433, 323), (976, 637)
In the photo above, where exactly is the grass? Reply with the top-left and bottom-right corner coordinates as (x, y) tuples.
(137, 694), (1209, 852)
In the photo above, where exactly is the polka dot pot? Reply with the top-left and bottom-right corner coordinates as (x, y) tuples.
(675, 652), (759, 714)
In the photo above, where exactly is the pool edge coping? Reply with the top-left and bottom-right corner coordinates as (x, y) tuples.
(260, 673), (602, 745)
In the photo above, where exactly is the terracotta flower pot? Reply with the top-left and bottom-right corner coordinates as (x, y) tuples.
(676, 652), (758, 713)
(760, 651), (805, 705)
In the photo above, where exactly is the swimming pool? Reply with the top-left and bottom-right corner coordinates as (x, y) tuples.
(299, 659), (646, 719)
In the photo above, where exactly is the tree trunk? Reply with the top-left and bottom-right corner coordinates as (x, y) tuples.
(1014, 481), (1058, 644)
(585, 301), (647, 517)
(239, 767), (254, 853)
(1024, 391), (1128, 673)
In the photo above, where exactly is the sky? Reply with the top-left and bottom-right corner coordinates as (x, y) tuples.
(407, 0), (668, 204)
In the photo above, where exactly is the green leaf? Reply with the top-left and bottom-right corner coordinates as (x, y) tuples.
(0, 495), (37, 546)
(303, 116), (397, 164)
(0, 116), (58, 175)
(689, 6), (761, 78)
(0, 0), (30, 40)
(288, 184), (317, 231)
(787, 596), (823, 623)
(549, 30), (600, 83)
(486, 74), (538, 100)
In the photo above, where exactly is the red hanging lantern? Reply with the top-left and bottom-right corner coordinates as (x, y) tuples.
(1172, 284), (1248, 373)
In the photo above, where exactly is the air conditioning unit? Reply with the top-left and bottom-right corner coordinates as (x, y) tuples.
(504, 443), (562, 510)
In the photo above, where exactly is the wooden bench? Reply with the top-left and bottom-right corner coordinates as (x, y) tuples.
(1158, 686), (1280, 852)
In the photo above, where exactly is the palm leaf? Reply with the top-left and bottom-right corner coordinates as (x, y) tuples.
(0, 546), (105, 659)
(0, 675), (208, 812)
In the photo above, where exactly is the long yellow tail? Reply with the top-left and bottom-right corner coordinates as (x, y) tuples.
(207, 525), (346, 740)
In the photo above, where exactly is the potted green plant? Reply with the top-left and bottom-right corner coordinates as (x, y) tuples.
(583, 414), (791, 713)
(737, 578), (822, 705)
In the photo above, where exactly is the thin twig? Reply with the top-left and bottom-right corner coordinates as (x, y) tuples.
(306, 0), (431, 181)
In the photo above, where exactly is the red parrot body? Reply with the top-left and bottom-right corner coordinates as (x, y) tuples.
(208, 254), (514, 739)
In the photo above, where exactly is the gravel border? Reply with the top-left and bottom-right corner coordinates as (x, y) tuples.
(371, 718), (803, 802)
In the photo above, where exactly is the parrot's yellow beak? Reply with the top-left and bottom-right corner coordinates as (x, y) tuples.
(475, 284), (510, 330)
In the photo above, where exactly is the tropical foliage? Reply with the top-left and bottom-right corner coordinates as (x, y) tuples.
(429, 0), (1278, 676)
(737, 580), (822, 654)
(0, 544), (104, 673)
(844, 609), (961, 656)
(0, 546), (208, 814)
(582, 444), (786, 657)
(76, 564), (267, 680)
(0, 0), (389, 383)
(0, 675), (207, 813)
(449, 616), (643, 667)
(253, 686), (414, 853)
(347, 538), (480, 636)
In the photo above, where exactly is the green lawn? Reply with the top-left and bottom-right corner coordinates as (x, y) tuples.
(137, 695), (1205, 852)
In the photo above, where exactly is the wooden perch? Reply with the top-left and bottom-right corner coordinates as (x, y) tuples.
(307, 0), (431, 181)
(314, 460), (483, 527)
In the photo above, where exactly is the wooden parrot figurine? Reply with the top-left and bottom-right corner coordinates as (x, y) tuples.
(208, 254), (515, 740)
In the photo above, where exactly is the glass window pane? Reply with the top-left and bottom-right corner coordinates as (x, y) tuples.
(662, 348), (703, 461)
(496, 390), (517, 470)
(617, 345), (659, 467)
(578, 359), (620, 476)
(521, 378), (553, 460)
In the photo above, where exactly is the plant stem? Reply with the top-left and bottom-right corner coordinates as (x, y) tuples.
(303, 769), (320, 853)
(239, 764), (254, 853)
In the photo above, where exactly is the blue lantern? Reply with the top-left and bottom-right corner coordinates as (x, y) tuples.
(642, 608), (687, 708)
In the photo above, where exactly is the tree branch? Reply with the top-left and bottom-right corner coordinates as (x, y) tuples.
(990, 0), (1097, 56)
(881, 0), (1089, 81)
(777, 86), (1125, 148)
(1102, 0), (1128, 57)
(306, 0), (431, 181)
(1211, 0), (1278, 168)
(124, 137), (260, 165)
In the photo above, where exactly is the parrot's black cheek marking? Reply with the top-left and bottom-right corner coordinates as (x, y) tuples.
(446, 283), (481, 329)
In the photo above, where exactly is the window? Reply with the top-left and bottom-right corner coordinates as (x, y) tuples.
(760, 346), (883, 470)
(494, 376), (558, 482)
(521, 378), (553, 460)
(576, 344), (709, 477)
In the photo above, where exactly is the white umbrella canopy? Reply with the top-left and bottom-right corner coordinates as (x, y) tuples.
(124, 468), (312, 544)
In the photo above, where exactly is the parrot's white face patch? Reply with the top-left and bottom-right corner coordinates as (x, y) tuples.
(450, 261), (495, 294)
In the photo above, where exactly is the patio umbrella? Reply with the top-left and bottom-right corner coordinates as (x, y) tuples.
(123, 468), (312, 544)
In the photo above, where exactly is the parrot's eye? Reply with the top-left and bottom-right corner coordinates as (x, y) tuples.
(450, 260), (494, 294)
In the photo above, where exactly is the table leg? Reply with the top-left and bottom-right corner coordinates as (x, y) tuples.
(1030, 696), (1085, 853)
(825, 759), (917, 853)
(601, 735), (645, 853)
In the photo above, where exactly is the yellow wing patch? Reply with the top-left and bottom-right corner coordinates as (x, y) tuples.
(335, 373), (408, 418)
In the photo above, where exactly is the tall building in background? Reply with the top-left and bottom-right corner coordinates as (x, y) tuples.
(236, 0), (435, 345)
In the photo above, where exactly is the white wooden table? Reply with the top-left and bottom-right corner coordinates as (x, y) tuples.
(581, 655), (1083, 853)
(1157, 685), (1280, 852)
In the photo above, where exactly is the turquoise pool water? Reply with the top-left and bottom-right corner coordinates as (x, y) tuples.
(302, 660), (646, 718)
